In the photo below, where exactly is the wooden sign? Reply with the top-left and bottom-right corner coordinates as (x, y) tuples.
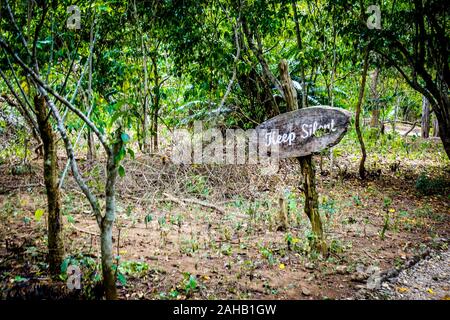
(256, 106), (351, 158)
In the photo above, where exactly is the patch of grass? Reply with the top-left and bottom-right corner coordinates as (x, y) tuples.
(413, 205), (445, 222)
(180, 237), (199, 256)
(185, 175), (209, 196)
(415, 174), (448, 195)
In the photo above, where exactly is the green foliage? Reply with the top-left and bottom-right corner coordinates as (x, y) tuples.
(60, 254), (102, 299)
(415, 174), (448, 195)
(320, 197), (336, 217)
(329, 239), (345, 255)
(144, 213), (153, 228)
(181, 273), (199, 297)
(185, 175), (209, 196)
(259, 245), (276, 265)
(119, 261), (149, 278)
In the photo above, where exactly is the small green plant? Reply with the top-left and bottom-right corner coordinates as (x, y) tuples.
(169, 214), (184, 228)
(169, 289), (180, 299)
(220, 243), (232, 256)
(320, 197), (336, 219)
(380, 213), (390, 240)
(119, 260), (149, 278)
(181, 273), (198, 296)
(352, 195), (362, 206)
(180, 237), (199, 255)
(60, 254), (102, 299)
(329, 239), (345, 254)
(415, 174), (447, 195)
(260, 245), (276, 265)
(285, 233), (294, 250)
(144, 213), (153, 228)
(186, 175), (209, 196)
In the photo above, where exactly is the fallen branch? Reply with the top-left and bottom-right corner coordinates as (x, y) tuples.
(0, 183), (44, 194)
(162, 193), (226, 214)
(70, 224), (100, 237)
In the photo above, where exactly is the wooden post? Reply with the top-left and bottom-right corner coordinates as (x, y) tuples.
(278, 60), (327, 255)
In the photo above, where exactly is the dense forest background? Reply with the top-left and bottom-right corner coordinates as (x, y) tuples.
(0, 0), (448, 300)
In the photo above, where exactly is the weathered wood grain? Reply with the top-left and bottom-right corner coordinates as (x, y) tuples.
(256, 106), (351, 158)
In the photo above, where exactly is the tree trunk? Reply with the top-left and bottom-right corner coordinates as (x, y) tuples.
(87, 129), (95, 161)
(435, 105), (450, 157)
(369, 68), (380, 128)
(152, 106), (158, 152)
(34, 95), (64, 276)
(355, 47), (370, 179)
(100, 139), (122, 300)
(151, 55), (160, 152)
(291, 0), (307, 108)
(421, 96), (430, 138)
(299, 156), (327, 254)
(278, 60), (326, 255)
(142, 36), (149, 153)
(433, 115), (440, 137)
(87, 24), (96, 162)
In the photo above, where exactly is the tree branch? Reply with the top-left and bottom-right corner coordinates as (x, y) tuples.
(5, 0), (32, 57)
(36, 84), (103, 227)
(0, 37), (109, 153)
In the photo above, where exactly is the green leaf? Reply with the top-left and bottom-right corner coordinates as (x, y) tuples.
(14, 276), (28, 283)
(127, 148), (135, 159)
(118, 165), (125, 177)
(109, 111), (122, 126)
(61, 258), (70, 274)
(35, 209), (45, 221)
(117, 272), (127, 285)
(114, 147), (126, 164)
(144, 214), (153, 228)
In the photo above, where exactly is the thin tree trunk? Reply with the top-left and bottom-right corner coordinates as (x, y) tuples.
(433, 114), (440, 137)
(34, 95), (64, 276)
(87, 23), (96, 161)
(393, 95), (401, 134)
(421, 96), (430, 138)
(101, 138), (122, 300)
(299, 156), (326, 254)
(279, 60), (326, 255)
(291, 0), (307, 108)
(370, 68), (380, 128)
(356, 46), (370, 179)
(87, 130), (95, 161)
(151, 54), (159, 152)
(289, 6), (326, 253)
(142, 36), (149, 153)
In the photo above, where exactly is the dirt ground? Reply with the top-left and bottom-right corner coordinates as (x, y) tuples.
(0, 137), (449, 300)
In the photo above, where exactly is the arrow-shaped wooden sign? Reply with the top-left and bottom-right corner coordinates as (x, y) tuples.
(256, 106), (352, 158)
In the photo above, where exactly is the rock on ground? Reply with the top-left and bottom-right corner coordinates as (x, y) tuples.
(374, 248), (450, 300)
